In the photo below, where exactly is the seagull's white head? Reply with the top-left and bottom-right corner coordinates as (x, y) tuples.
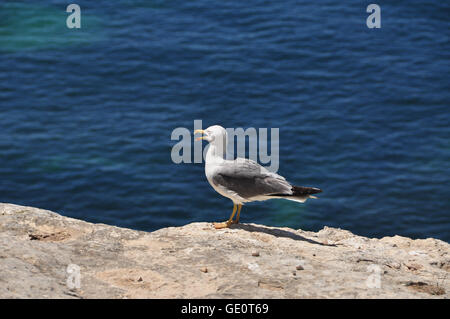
(194, 125), (227, 145)
(194, 125), (228, 158)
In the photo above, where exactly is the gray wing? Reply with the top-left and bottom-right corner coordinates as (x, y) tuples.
(211, 159), (293, 199)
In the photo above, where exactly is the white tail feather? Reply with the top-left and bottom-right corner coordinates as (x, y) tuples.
(285, 194), (319, 203)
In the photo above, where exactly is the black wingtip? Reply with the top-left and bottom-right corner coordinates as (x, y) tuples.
(292, 186), (322, 195)
(312, 187), (323, 194)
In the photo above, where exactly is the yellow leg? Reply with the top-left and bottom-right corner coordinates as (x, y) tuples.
(213, 204), (237, 229)
(233, 204), (242, 224)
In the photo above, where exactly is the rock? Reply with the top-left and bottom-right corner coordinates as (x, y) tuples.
(405, 281), (446, 296)
(0, 203), (449, 299)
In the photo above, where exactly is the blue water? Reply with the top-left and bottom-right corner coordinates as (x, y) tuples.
(0, 1), (449, 242)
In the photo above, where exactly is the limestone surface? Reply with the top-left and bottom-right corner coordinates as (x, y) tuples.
(0, 203), (448, 298)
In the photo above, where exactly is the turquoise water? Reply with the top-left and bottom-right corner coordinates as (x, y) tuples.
(0, 1), (449, 241)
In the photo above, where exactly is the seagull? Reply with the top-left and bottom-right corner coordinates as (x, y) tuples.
(194, 125), (322, 229)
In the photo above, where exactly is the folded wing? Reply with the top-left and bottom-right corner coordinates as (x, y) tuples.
(211, 158), (293, 199)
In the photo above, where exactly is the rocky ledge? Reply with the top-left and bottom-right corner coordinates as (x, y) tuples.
(0, 203), (448, 298)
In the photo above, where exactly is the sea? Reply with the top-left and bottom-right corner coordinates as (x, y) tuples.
(0, 1), (448, 242)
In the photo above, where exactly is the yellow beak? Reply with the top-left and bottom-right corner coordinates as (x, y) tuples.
(194, 129), (206, 141)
